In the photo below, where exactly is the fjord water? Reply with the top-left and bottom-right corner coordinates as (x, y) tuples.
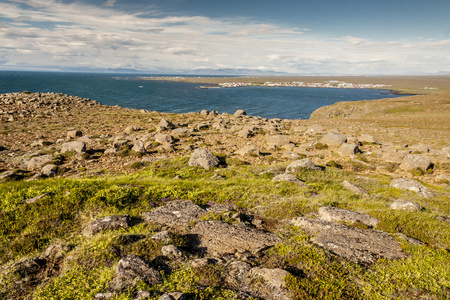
(0, 71), (404, 119)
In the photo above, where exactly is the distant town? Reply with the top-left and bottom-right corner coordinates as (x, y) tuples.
(140, 76), (392, 89)
(218, 81), (392, 89)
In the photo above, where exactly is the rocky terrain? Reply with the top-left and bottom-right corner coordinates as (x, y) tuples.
(0, 90), (449, 299)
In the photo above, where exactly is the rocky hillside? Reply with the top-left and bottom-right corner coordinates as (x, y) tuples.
(0, 92), (449, 299)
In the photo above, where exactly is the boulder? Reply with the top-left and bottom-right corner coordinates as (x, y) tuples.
(124, 125), (140, 133)
(190, 220), (281, 256)
(400, 154), (432, 172)
(235, 144), (260, 156)
(359, 134), (378, 144)
(390, 199), (423, 212)
(234, 109), (247, 117)
(247, 267), (291, 300)
(291, 217), (406, 265)
(158, 118), (175, 130)
(266, 135), (291, 146)
(272, 174), (306, 187)
(154, 133), (174, 144)
(337, 143), (360, 156)
(67, 130), (82, 139)
(390, 178), (434, 198)
(285, 158), (320, 173)
(188, 148), (220, 170)
(110, 255), (162, 291)
(342, 180), (369, 196)
(320, 133), (347, 147)
(171, 128), (191, 137)
(161, 245), (182, 258)
(318, 206), (379, 227)
(151, 230), (171, 243)
(85, 215), (130, 236)
(26, 154), (53, 171)
(61, 141), (86, 154)
(131, 140), (146, 153)
(142, 200), (206, 228)
(41, 164), (57, 177)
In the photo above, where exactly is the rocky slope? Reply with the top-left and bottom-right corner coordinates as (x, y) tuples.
(0, 91), (449, 300)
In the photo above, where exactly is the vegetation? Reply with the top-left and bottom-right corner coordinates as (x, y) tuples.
(1, 156), (449, 299)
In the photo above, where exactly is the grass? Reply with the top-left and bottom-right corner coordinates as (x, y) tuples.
(1, 156), (449, 299)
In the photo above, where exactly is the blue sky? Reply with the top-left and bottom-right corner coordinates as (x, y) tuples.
(0, 0), (449, 74)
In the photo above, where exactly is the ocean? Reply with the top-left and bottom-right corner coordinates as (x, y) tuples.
(0, 71), (405, 119)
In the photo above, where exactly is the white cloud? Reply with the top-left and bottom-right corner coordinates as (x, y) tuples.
(0, 0), (448, 74)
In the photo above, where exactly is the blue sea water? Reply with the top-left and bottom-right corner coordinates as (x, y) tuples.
(0, 71), (405, 119)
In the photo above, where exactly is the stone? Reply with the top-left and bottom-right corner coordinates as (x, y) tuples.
(291, 217), (406, 265)
(305, 124), (324, 134)
(235, 144), (260, 156)
(400, 154), (432, 172)
(67, 130), (82, 139)
(158, 118), (175, 130)
(95, 293), (115, 300)
(110, 255), (162, 291)
(151, 230), (171, 243)
(318, 206), (379, 227)
(190, 220), (281, 256)
(41, 164), (57, 176)
(390, 178), (434, 198)
(85, 215), (130, 236)
(390, 199), (423, 212)
(237, 128), (252, 138)
(61, 141), (86, 154)
(124, 125), (140, 133)
(154, 133), (174, 144)
(158, 294), (175, 300)
(234, 109), (247, 117)
(190, 258), (211, 269)
(320, 133), (347, 147)
(171, 128), (191, 137)
(249, 267), (289, 289)
(26, 154), (53, 170)
(359, 134), (378, 144)
(272, 173), (306, 187)
(142, 200), (206, 228)
(131, 140), (146, 153)
(266, 134), (291, 146)
(285, 158), (320, 173)
(161, 245), (182, 258)
(342, 180), (369, 196)
(188, 148), (220, 170)
(134, 290), (151, 300)
(337, 143), (360, 156)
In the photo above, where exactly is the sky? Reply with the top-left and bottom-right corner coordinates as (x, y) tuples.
(0, 0), (449, 75)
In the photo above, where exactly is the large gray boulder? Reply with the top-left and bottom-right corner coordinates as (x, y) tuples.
(342, 180), (369, 196)
(400, 154), (432, 172)
(390, 199), (423, 212)
(234, 109), (247, 117)
(285, 158), (320, 173)
(26, 154), (53, 171)
(131, 140), (146, 153)
(85, 215), (130, 236)
(61, 141), (86, 154)
(320, 133), (347, 147)
(266, 135), (291, 146)
(291, 217), (406, 265)
(110, 255), (162, 291)
(337, 143), (360, 156)
(158, 118), (175, 130)
(390, 178), (434, 198)
(154, 133), (174, 145)
(190, 220), (281, 256)
(142, 200), (206, 228)
(318, 206), (379, 227)
(171, 128), (191, 137)
(188, 148), (220, 170)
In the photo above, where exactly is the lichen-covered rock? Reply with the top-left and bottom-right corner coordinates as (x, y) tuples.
(291, 217), (406, 265)
(400, 154), (432, 172)
(85, 215), (130, 236)
(110, 255), (162, 292)
(390, 178), (435, 198)
(318, 206), (379, 227)
(188, 148), (220, 170)
(161, 245), (182, 258)
(61, 141), (86, 154)
(337, 143), (360, 156)
(266, 134), (291, 146)
(131, 140), (146, 153)
(190, 220), (281, 256)
(342, 180), (368, 196)
(26, 154), (53, 171)
(142, 200), (206, 228)
(154, 133), (174, 145)
(320, 133), (347, 146)
(390, 199), (423, 212)
(285, 158), (320, 173)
